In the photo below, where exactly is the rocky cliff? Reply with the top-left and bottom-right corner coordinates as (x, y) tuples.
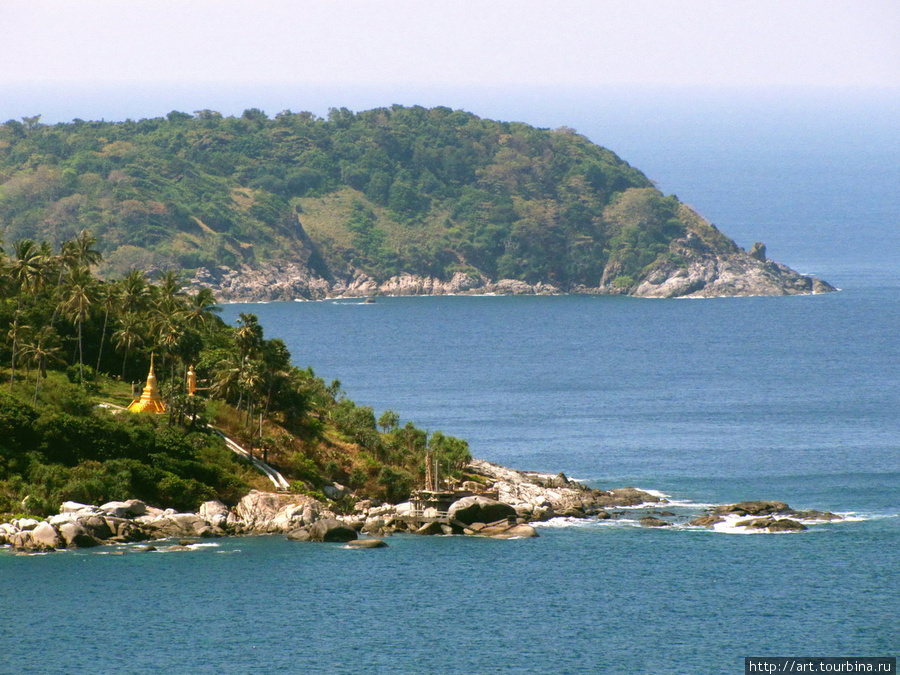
(189, 243), (835, 303)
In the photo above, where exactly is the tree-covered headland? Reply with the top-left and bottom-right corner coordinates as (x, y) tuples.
(0, 106), (738, 292)
(0, 232), (470, 518)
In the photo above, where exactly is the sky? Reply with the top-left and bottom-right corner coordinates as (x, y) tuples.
(1, 0), (899, 124)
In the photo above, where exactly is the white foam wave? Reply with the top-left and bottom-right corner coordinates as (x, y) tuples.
(532, 516), (600, 529)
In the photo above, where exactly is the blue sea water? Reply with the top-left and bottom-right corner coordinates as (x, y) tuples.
(3, 92), (899, 674)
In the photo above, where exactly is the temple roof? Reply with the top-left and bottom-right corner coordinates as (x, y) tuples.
(127, 355), (166, 414)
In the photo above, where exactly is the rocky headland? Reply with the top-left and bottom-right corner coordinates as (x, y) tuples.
(188, 244), (835, 304)
(0, 462), (844, 553)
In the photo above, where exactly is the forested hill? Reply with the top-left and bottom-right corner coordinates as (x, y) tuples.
(0, 106), (832, 298)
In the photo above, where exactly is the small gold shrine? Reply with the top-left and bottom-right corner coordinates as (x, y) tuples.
(127, 355), (167, 414)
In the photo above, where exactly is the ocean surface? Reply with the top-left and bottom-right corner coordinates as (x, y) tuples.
(3, 93), (898, 674)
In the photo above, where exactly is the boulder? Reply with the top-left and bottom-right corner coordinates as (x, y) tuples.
(689, 514), (724, 528)
(448, 496), (516, 526)
(737, 517), (807, 532)
(29, 522), (64, 550)
(100, 499), (147, 518)
(78, 515), (114, 541)
(792, 509), (843, 521)
(323, 483), (350, 500)
(414, 521), (445, 536)
(199, 501), (230, 528)
(308, 518), (358, 543)
(60, 501), (96, 514)
(639, 516), (671, 527)
(58, 522), (101, 548)
(233, 490), (330, 533)
(347, 538), (388, 549)
(493, 524), (539, 539)
(286, 528), (311, 542)
(715, 501), (790, 516)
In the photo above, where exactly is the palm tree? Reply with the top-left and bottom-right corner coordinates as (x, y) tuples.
(19, 326), (62, 404)
(183, 287), (219, 333)
(119, 269), (150, 315)
(65, 230), (103, 270)
(94, 281), (120, 374)
(59, 266), (97, 384)
(8, 240), (49, 388)
(112, 313), (144, 379)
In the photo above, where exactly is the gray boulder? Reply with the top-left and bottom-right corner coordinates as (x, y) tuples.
(286, 528), (311, 541)
(58, 522), (101, 548)
(29, 522), (64, 550)
(308, 518), (358, 542)
(347, 538), (388, 549)
(639, 516), (671, 527)
(100, 500), (147, 518)
(448, 496), (516, 526)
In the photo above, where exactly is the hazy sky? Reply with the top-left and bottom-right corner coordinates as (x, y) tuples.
(3, 0), (899, 89)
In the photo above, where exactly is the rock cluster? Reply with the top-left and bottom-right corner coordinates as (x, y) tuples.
(688, 500), (842, 532)
(466, 459), (664, 520)
(187, 242), (835, 303)
(0, 490), (344, 553)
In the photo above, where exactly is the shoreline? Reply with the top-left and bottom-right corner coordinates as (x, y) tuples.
(0, 459), (849, 554)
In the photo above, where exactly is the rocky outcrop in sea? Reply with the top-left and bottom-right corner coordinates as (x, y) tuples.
(1, 467), (846, 552)
(188, 240), (835, 303)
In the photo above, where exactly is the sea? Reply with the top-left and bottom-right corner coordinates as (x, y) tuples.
(2, 89), (898, 674)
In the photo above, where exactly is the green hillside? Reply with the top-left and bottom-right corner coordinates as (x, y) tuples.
(0, 106), (731, 290)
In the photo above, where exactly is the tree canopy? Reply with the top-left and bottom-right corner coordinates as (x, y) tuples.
(0, 105), (723, 290)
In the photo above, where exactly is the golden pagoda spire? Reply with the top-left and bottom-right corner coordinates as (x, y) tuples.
(127, 354), (167, 414)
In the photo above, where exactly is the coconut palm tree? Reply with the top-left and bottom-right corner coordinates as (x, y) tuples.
(19, 326), (62, 404)
(112, 313), (144, 379)
(183, 287), (219, 333)
(8, 240), (50, 388)
(119, 269), (150, 315)
(94, 281), (121, 374)
(59, 266), (97, 384)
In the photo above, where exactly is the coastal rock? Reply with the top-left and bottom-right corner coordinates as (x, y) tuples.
(100, 499), (148, 518)
(308, 518), (358, 543)
(490, 524), (539, 539)
(688, 514), (725, 528)
(466, 459), (663, 519)
(448, 496), (517, 526)
(199, 500), (231, 529)
(57, 522), (101, 548)
(714, 501), (791, 516)
(29, 522), (64, 550)
(233, 490), (332, 533)
(286, 528), (311, 542)
(188, 237), (834, 303)
(639, 516), (671, 528)
(347, 538), (388, 548)
(736, 517), (808, 532)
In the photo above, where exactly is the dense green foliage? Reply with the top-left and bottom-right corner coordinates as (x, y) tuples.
(0, 233), (469, 516)
(0, 106), (718, 288)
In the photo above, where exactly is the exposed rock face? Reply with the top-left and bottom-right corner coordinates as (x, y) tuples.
(631, 248), (834, 298)
(689, 501), (842, 530)
(448, 496), (517, 526)
(231, 490), (334, 534)
(188, 241), (835, 302)
(736, 517), (808, 532)
(347, 538), (388, 549)
(639, 516), (671, 528)
(0, 491), (340, 552)
(307, 518), (358, 543)
(466, 459), (664, 521)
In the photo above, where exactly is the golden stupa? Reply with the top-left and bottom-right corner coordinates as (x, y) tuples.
(127, 355), (167, 414)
